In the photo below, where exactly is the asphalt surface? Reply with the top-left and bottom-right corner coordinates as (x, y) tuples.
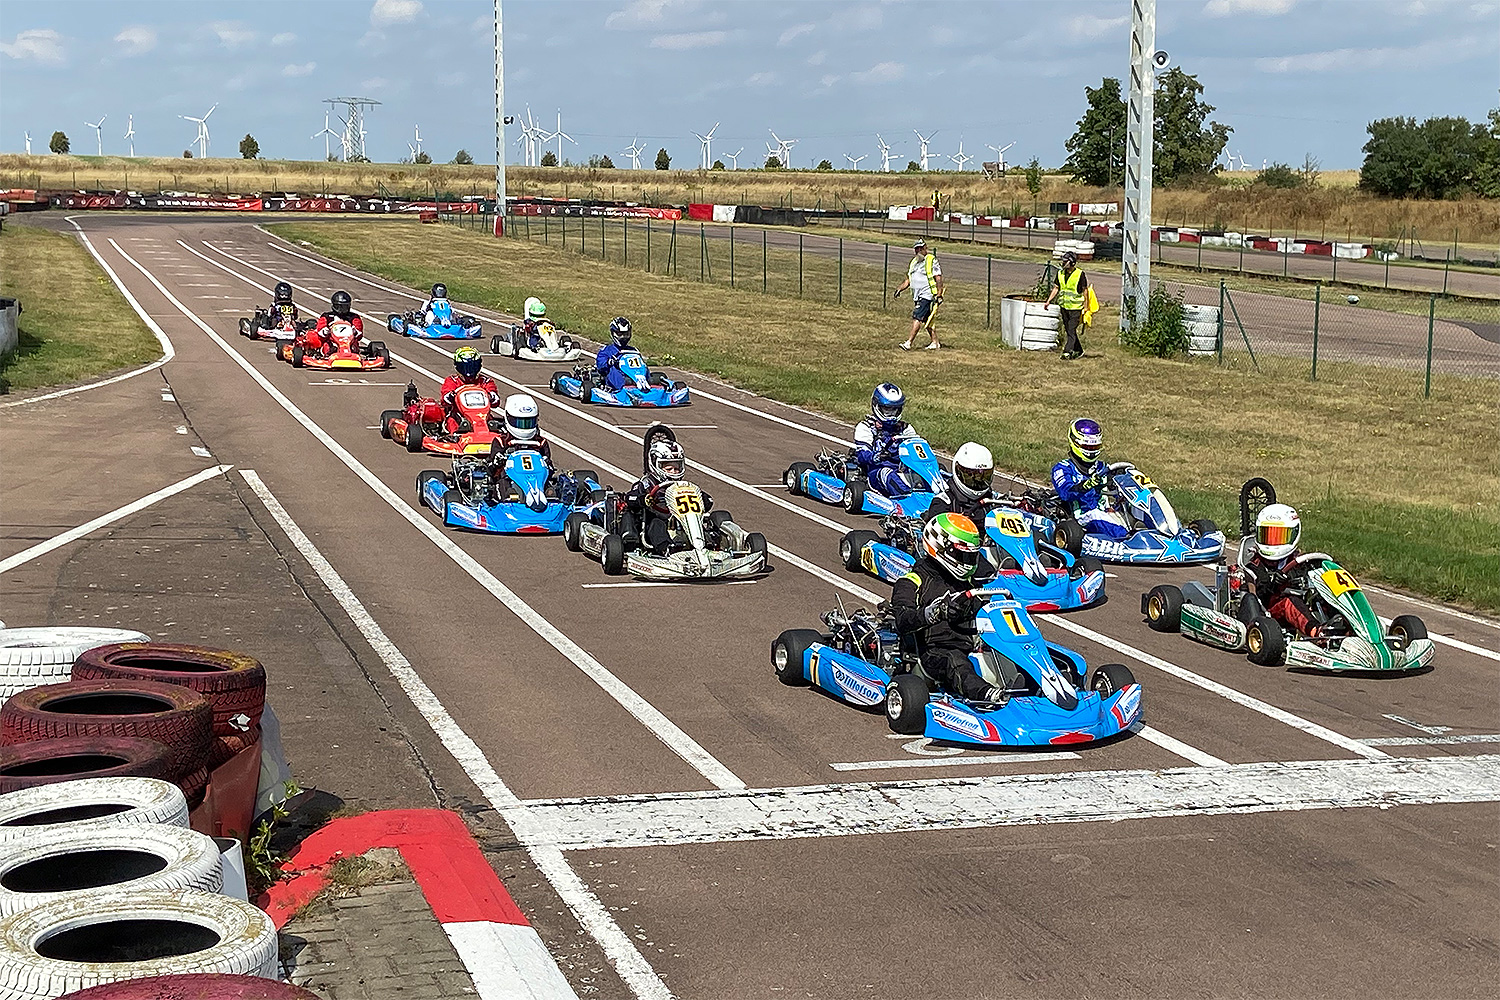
(4, 213), (1498, 999)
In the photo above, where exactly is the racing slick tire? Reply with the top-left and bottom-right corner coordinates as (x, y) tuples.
(783, 462), (813, 497)
(238, 318), (252, 338)
(549, 371), (568, 394)
(1188, 518), (1219, 539)
(440, 488), (458, 525)
(1387, 614), (1428, 646)
(0, 775), (189, 841)
(371, 341), (390, 368)
(563, 513), (588, 552)
(1070, 554), (1105, 579)
(600, 534), (626, 575)
(275, 342), (290, 362)
(578, 370), (596, 403)
(404, 423), (426, 453)
(1245, 617), (1287, 666)
(0, 737), (176, 795)
(840, 530), (881, 571)
(1238, 477), (1277, 536)
(71, 644), (266, 744)
(416, 470), (446, 501)
(885, 674), (930, 735)
(1053, 518), (1085, 556)
(649, 373), (672, 388)
(747, 532), (768, 562)
(290, 344), (305, 368)
(707, 510), (733, 531)
(1087, 662), (1136, 697)
(840, 481), (867, 514)
(1144, 585), (1184, 632)
(572, 469), (600, 491)
(387, 313), (404, 334)
(490, 334), (504, 355)
(771, 630), (818, 687)
(379, 410), (401, 439)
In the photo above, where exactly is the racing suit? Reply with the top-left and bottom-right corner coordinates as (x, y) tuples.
(594, 343), (630, 391)
(891, 556), (993, 701)
(265, 303), (299, 329)
(310, 312), (364, 356)
(437, 374), (501, 434)
(618, 477), (714, 555)
(852, 416), (922, 497)
(1051, 456), (1128, 539)
(1240, 551), (1320, 636)
(414, 297), (450, 327)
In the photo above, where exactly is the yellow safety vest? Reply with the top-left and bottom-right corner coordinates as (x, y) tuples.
(1056, 268), (1085, 310)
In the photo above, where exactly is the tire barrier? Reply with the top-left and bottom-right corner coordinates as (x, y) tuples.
(999, 296), (1061, 351)
(1181, 303), (1223, 357)
(0, 777), (188, 841)
(57, 975), (322, 998)
(0, 824), (222, 916)
(71, 645), (266, 748)
(0, 630), (150, 704)
(0, 738), (177, 796)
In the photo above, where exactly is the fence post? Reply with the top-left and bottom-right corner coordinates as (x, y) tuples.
(699, 224), (706, 281)
(1425, 294), (1435, 398)
(1311, 284), (1320, 381)
(729, 225), (735, 288)
(882, 242), (889, 308)
(1331, 247), (1337, 284)
(1282, 242), (1288, 278)
(600, 216), (606, 261)
(670, 220), (678, 277)
(1217, 280), (1225, 365)
(1443, 251), (1450, 296)
(986, 254), (993, 327)
(762, 231), (767, 293)
(1384, 251), (1390, 288)
(838, 238), (844, 305)
(1196, 236), (1203, 271)
(623, 218), (628, 266)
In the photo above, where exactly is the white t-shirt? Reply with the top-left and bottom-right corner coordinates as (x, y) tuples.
(907, 253), (941, 300)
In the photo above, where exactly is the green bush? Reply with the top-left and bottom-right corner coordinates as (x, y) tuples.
(1255, 162), (1301, 189)
(1119, 283), (1188, 357)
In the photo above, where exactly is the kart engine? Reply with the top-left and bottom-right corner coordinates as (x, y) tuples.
(822, 605), (900, 671)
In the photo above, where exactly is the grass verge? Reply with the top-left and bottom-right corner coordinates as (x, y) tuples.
(0, 223), (161, 393)
(271, 219), (1499, 611)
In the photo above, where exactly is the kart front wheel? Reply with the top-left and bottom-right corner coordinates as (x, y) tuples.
(1387, 614), (1428, 646)
(549, 371), (567, 393)
(1054, 519), (1085, 556)
(600, 533), (626, 575)
(379, 409), (401, 439)
(290, 344), (305, 368)
(885, 674), (930, 735)
(490, 334), (503, 355)
(563, 512), (587, 552)
(783, 462), (813, 496)
(747, 532), (768, 562)
(1145, 585), (1184, 632)
(1188, 517), (1219, 538)
(841, 481), (867, 514)
(416, 470), (446, 501)
(840, 530), (880, 571)
(404, 423), (426, 453)
(1246, 617), (1286, 666)
(771, 629), (818, 687)
(238, 317), (251, 337)
(573, 469), (599, 490)
(1088, 662), (1136, 697)
(1071, 554), (1105, 579)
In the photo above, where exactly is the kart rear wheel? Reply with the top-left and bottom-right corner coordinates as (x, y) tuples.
(404, 423), (426, 453)
(841, 481), (867, 514)
(572, 469), (599, 490)
(490, 334), (503, 355)
(1245, 616), (1286, 666)
(1387, 614), (1427, 645)
(416, 470), (445, 501)
(1054, 518), (1085, 556)
(600, 533), (626, 575)
(371, 341), (390, 368)
(649, 373), (671, 388)
(563, 513), (587, 552)
(549, 372), (567, 394)
(1145, 585), (1184, 632)
(379, 410), (401, 440)
(840, 530), (880, 571)
(1188, 518), (1219, 538)
(885, 674), (930, 735)
(275, 342), (289, 362)
(771, 630), (818, 687)
(579, 371), (596, 402)
(290, 344), (305, 368)
(1087, 662), (1136, 697)
(783, 462), (813, 496)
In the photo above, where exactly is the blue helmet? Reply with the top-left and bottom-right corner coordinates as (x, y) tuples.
(871, 383), (905, 427)
(610, 316), (632, 347)
(1069, 417), (1102, 462)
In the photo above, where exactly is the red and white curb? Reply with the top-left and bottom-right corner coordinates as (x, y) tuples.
(263, 809), (577, 999)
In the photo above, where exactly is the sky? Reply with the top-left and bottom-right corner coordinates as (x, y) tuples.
(1, 0), (1497, 171)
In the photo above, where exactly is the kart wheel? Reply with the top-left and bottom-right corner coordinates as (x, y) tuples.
(707, 509), (733, 531)
(290, 344), (305, 368)
(379, 410), (401, 440)
(404, 423), (426, 453)
(1387, 614), (1427, 647)
(572, 469), (599, 490)
(416, 470), (445, 501)
(1246, 616), (1287, 666)
(1238, 478), (1277, 537)
(1088, 662), (1136, 697)
(841, 481), (867, 514)
(600, 533), (626, 575)
(1054, 519), (1085, 556)
(510, 337), (521, 360)
(746, 532), (768, 562)
(579, 371), (596, 402)
(649, 373), (671, 388)
(1072, 554), (1105, 579)
(490, 334), (503, 355)
(549, 372), (567, 394)
(238, 318), (251, 337)
(771, 630), (818, 687)
(840, 530), (880, 571)
(783, 462), (813, 496)
(370, 341), (389, 367)
(885, 674), (930, 735)
(1188, 517), (1219, 538)
(559, 335), (574, 352)
(275, 341), (289, 362)
(1145, 585), (1184, 632)
(563, 512), (587, 552)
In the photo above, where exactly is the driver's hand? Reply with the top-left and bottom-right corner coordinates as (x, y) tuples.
(948, 593), (982, 622)
(922, 596), (952, 625)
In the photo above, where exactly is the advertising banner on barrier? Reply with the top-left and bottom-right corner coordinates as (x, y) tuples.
(509, 201), (681, 220)
(146, 196), (264, 211)
(50, 193), (133, 209)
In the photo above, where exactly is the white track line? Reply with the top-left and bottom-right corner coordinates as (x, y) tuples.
(830, 752), (1081, 772)
(0, 464), (231, 574)
(1130, 723), (1228, 767)
(111, 236), (744, 795)
(1363, 733), (1500, 746)
(239, 471), (657, 1000)
(1365, 585), (1499, 631)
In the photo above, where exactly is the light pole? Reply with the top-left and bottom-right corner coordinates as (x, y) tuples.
(493, 0), (506, 236)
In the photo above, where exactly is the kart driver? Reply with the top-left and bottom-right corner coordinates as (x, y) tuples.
(594, 317), (634, 390)
(310, 290), (364, 356)
(1239, 503), (1324, 637)
(438, 347), (502, 433)
(1051, 418), (1128, 539)
(521, 297), (550, 351)
(493, 393), (552, 463)
(852, 383), (922, 497)
(891, 513), (1008, 704)
(266, 281), (298, 328)
(926, 442), (1000, 521)
(619, 436), (713, 556)
(415, 283), (450, 326)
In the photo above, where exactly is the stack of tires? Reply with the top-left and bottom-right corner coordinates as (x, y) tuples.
(1181, 303), (1222, 357)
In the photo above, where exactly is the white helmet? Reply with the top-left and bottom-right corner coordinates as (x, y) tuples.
(646, 439), (686, 485)
(951, 442), (994, 501)
(503, 393), (539, 441)
(1255, 503), (1301, 560)
(524, 297), (546, 321)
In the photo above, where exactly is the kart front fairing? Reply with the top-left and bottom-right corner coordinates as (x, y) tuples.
(1282, 559), (1435, 672)
(390, 300), (483, 340)
(552, 350), (690, 407)
(797, 438), (944, 518)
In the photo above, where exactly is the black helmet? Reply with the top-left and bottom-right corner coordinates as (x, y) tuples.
(330, 290), (353, 316)
(273, 281), (293, 305)
(610, 316), (632, 347)
(454, 346), (483, 381)
(431, 283), (447, 299)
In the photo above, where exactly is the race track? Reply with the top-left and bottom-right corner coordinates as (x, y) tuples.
(4, 214), (1497, 999)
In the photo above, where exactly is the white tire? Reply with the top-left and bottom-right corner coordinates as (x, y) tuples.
(1181, 304), (1220, 324)
(0, 824), (222, 917)
(0, 889), (277, 997)
(0, 629), (149, 702)
(0, 777), (188, 843)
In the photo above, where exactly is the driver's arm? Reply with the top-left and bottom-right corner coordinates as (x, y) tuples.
(851, 422), (880, 467)
(891, 573), (930, 635)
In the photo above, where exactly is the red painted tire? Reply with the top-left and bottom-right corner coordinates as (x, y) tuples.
(0, 736), (176, 794)
(0, 680), (212, 778)
(60, 974), (323, 998)
(71, 643), (266, 739)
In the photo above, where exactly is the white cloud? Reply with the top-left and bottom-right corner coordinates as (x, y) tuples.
(650, 31), (725, 50)
(807, 49), (827, 66)
(607, 0), (676, 30)
(830, 5), (882, 31)
(1204, 0), (1297, 15)
(851, 60), (905, 84)
(272, 32), (297, 45)
(371, 0), (423, 26)
(778, 22), (815, 45)
(818, 74), (841, 89)
(1, 28), (64, 65)
(361, 77), (389, 91)
(113, 26), (156, 56)
(1255, 34), (1479, 73)
(1066, 15), (1127, 40)
(282, 62), (316, 77)
(209, 21), (257, 48)
(746, 71), (777, 86)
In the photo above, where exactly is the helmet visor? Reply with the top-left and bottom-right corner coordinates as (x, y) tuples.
(956, 465), (991, 494)
(456, 359), (482, 379)
(874, 402), (903, 422)
(658, 457), (685, 480)
(508, 414), (537, 431)
(1258, 523), (1296, 549)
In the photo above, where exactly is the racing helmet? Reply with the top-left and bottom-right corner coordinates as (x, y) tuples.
(453, 346), (483, 381)
(922, 512), (982, 583)
(503, 393), (539, 441)
(1255, 503), (1301, 561)
(330, 290), (353, 317)
(610, 316), (632, 348)
(646, 439), (687, 485)
(1069, 417), (1102, 463)
(273, 281), (293, 305)
(524, 297), (546, 322)
(431, 282), (447, 299)
(951, 442), (995, 501)
(871, 383), (905, 428)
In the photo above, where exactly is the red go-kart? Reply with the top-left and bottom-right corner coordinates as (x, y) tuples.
(275, 319), (391, 370)
(380, 381), (503, 457)
(239, 309), (313, 343)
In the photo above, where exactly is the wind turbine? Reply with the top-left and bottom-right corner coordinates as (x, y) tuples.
(844, 153), (866, 170)
(85, 114), (107, 156)
(986, 141), (1015, 175)
(24, 132), (31, 155)
(623, 138), (646, 170)
(314, 111), (339, 159)
(913, 129), (937, 171)
(180, 103), (216, 158)
(949, 138), (972, 172)
(725, 147), (743, 170)
(692, 122), (719, 169)
(123, 115), (136, 158)
(412, 124), (423, 159)
(876, 134), (899, 172)
(552, 110), (574, 163)
(768, 130), (797, 168)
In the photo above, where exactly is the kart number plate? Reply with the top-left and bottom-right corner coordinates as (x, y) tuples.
(459, 389), (489, 408)
(999, 608), (1027, 636)
(994, 513), (1028, 537)
(1321, 568), (1360, 597)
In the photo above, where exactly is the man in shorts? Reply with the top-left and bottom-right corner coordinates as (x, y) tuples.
(895, 239), (944, 351)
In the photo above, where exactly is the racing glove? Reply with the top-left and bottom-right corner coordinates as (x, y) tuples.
(947, 593), (982, 622)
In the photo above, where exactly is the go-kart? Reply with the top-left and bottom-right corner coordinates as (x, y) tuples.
(562, 425), (766, 579)
(550, 349), (689, 407)
(1142, 478), (1434, 674)
(492, 320), (587, 363)
(239, 309), (311, 342)
(417, 444), (604, 535)
(784, 438), (946, 518)
(839, 505), (1105, 612)
(1013, 462), (1223, 564)
(379, 380), (502, 457)
(772, 588), (1142, 747)
(275, 319), (390, 370)
(387, 299), (483, 340)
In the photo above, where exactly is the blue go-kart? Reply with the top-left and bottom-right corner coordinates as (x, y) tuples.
(388, 300), (483, 340)
(549, 349), (689, 407)
(783, 438), (946, 518)
(417, 444), (603, 534)
(772, 588), (1141, 747)
(839, 505), (1106, 612)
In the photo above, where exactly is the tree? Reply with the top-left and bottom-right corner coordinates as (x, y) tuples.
(1062, 77), (1125, 186)
(1063, 70), (1231, 186)
(183, 149), (193, 158)
(1024, 157), (1043, 200)
(587, 154), (614, 168)
(1255, 162), (1302, 189)
(1359, 115), (1486, 199)
(452, 149), (474, 164)
(415, 151), (432, 164)
(711, 159), (725, 170)
(904, 160), (920, 172)
(49, 131), (69, 154)
(816, 159), (833, 171)
(1298, 153), (1321, 189)
(540, 151), (558, 167)
(239, 134), (260, 159)
(1476, 107), (1500, 198)
(764, 155), (782, 169)
(655, 148), (671, 170)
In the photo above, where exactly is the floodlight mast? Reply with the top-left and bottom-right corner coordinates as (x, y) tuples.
(495, 0), (505, 235)
(1121, 0), (1155, 331)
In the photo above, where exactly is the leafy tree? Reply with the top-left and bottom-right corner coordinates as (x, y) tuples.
(49, 131), (69, 154)
(655, 148), (671, 170)
(765, 155), (782, 169)
(711, 159), (725, 170)
(183, 149), (193, 158)
(1062, 77), (1124, 186)
(452, 149), (474, 165)
(1359, 116), (1485, 198)
(587, 154), (614, 168)
(540, 151), (558, 167)
(327, 153), (339, 163)
(239, 134), (260, 159)
(1024, 158), (1043, 199)
(1255, 162), (1302, 189)
(1476, 107), (1500, 198)
(1063, 70), (1231, 186)
(415, 151), (432, 164)
(904, 160), (920, 172)
(816, 159), (833, 171)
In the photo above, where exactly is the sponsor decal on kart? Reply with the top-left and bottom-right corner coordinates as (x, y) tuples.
(860, 545), (879, 575)
(929, 703), (1001, 743)
(831, 663), (885, 706)
(1109, 683), (1143, 727)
